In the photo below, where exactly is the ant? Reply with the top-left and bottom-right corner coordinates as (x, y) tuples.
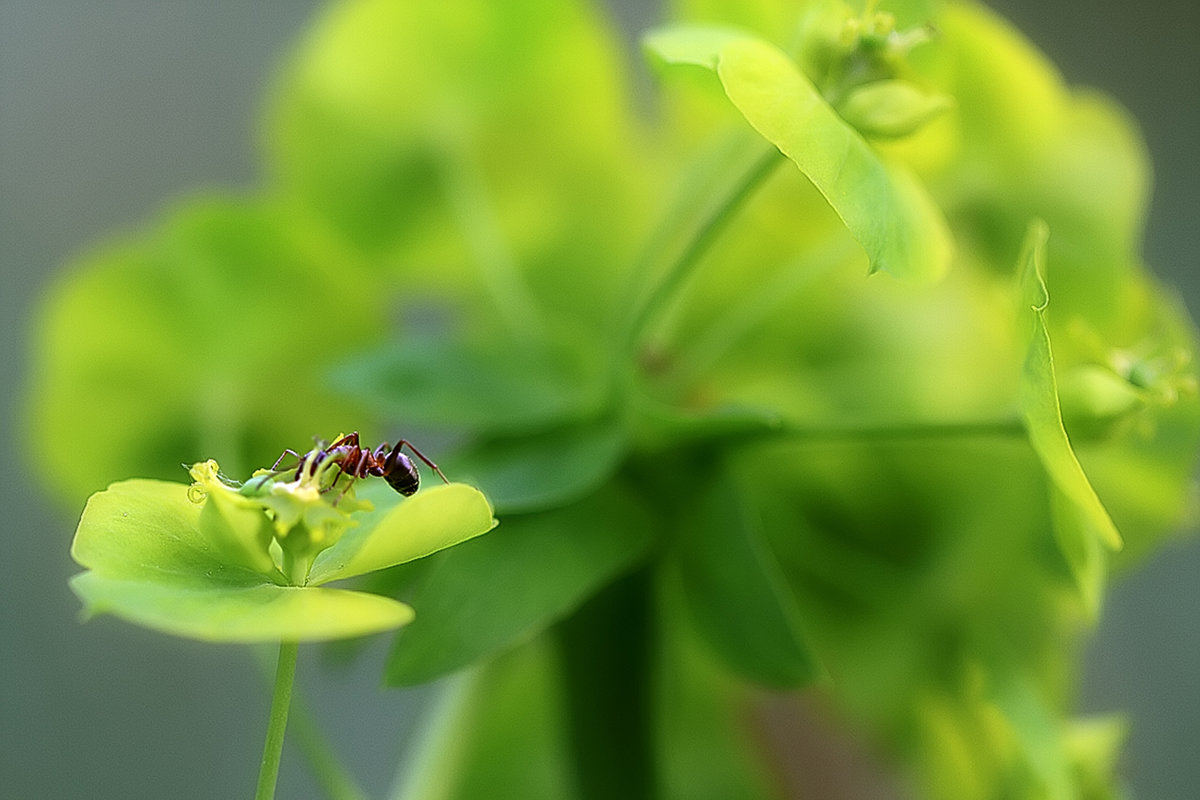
(258, 431), (448, 501)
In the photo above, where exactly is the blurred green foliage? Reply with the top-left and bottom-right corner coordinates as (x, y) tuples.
(31, 0), (1200, 797)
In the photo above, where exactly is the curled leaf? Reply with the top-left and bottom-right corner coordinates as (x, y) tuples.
(1016, 222), (1121, 613)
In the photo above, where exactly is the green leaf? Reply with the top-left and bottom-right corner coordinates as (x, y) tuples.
(1016, 222), (1120, 611)
(71, 479), (263, 587)
(27, 197), (380, 505)
(447, 420), (627, 513)
(266, 0), (655, 335)
(633, 400), (782, 451)
(675, 469), (819, 688)
(657, 576), (781, 800)
(394, 639), (576, 800)
(646, 26), (952, 282)
(329, 335), (605, 434)
(385, 485), (654, 686)
(718, 37), (952, 282)
(644, 24), (751, 70)
(70, 573), (413, 643)
(308, 483), (497, 585)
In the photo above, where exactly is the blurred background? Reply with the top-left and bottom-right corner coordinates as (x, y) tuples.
(1, 1), (1196, 797)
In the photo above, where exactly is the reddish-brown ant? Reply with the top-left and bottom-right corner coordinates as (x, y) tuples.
(254, 431), (448, 501)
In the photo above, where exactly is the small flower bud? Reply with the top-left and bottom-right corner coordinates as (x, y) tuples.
(1057, 365), (1146, 440)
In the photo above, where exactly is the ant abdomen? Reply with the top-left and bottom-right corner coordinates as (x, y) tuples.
(382, 456), (419, 495)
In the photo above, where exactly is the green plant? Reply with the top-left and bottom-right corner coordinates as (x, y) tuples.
(31, 0), (1199, 798)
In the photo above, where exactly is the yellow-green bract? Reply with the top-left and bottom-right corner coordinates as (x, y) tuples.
(70, 477), (496, 642)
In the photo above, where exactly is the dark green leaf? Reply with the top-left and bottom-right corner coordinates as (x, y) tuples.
(330, 335), (605, 434)
(675, 469), (819, 687)
(385, 485), (654, 686)
(447, 420), (626, 513)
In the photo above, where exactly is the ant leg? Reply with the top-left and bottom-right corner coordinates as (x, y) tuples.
(328, 432), (359, 450)
(331, 474), (358, 505)
(331, 449), (373, 504)
(394, 440), (450, 484)
(270, 448), (304, 471)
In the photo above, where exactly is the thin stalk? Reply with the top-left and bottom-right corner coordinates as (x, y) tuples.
(661, 235), (855, 390)
(622, 147), (785, 356)
(250, 646), (370, 800)
(769, 416), (1027, 443)
(256, 641), (300, 800)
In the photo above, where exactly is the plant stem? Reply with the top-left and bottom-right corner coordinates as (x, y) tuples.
(256, 641), (300, 800)
(771, 416), (1028, 443)
(555, 568), (657, 800)
(251, 645), (369, 800)
(623, 147), (785, 355)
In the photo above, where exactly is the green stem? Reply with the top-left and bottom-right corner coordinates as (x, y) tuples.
(770, 416), (1028, 443)
(636, 396), (1029, 454)
(256, 641), (300, 800)
(555, 568), (657, 800)
(251, 647), (368, 800)
(623, 147), (785, 356)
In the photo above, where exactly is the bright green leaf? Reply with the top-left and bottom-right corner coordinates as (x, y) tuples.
(1017, 221), (1121, 550)
(308, 483), (497, 585)
(71, 479), (264, 588)
(644, 24), (751, 70)
(197, 476), (282, 579)
(70, 573), (413, 643)
(717, 37), (952, 282)
(385, 485), (654, 686)
(1016, 222), (1120, 613)
(646, 25), (952, 281)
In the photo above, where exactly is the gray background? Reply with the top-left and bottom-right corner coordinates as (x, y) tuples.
(2, 1), (1196, 798)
